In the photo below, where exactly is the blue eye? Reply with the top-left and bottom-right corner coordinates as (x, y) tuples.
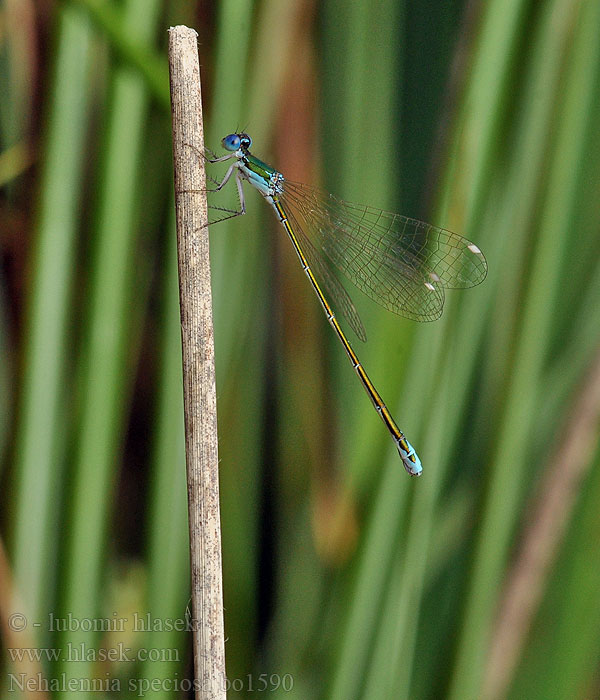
(222, 134), (240, 151)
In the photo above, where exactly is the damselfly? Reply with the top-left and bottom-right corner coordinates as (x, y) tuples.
(204, 133), (487, 476)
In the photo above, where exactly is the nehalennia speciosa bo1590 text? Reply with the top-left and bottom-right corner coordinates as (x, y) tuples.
(204, 133), (487, 476)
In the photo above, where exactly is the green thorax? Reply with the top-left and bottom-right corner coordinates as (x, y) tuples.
(245, 153), (278, 180)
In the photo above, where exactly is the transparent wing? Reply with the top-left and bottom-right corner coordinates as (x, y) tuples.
(279, 180), (487, 322)
(284, 205), (367, 341)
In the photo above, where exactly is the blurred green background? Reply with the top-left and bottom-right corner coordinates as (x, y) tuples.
(2, 0), (600, 698)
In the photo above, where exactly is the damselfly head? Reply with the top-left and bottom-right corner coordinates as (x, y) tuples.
(222, 132), (253, 152)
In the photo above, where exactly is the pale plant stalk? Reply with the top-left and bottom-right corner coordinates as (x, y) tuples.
(168, 25), (225, 699)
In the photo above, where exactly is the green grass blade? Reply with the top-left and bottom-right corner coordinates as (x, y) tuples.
(56, 0), (163, 691)
(448, 0), (593, 697)
(66, 0), (169, 108)
(139, 215), (190, 699)
(11, 3), (94, 638)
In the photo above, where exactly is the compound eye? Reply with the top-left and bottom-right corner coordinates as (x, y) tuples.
(221, 134), (240, 151)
